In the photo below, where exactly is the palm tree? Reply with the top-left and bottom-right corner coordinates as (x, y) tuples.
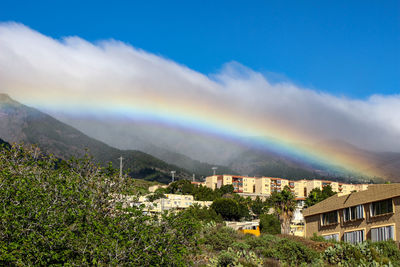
(268, 185), (297, 234)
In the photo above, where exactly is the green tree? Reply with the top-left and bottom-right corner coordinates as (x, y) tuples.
(268, 186), (296, 234)
(305, 185), (336, 207)
(250, 196), (266, 217)
(181, 204), (223, 223)
(167, 179), (194, 194)
(211, 198), (243, 221)
(259, 214), (281, 234)
(147, 188), (167, 202)
(192, 185), (218, 201)
(217, 184), (235, 196)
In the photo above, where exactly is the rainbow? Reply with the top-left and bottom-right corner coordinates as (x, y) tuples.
(12, 88), (384, 180)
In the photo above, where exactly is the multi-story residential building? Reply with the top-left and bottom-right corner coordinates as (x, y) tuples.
(255, 177), (272, 195)
(205, 175), (369, 199)
(205, 175), (219, 190)
(303, 184), (400, 243)
(206, 175), (257, 193)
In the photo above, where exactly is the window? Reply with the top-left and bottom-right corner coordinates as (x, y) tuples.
(370, 199), (393, 217)
(321, 211), (338, 226)
(343, 230), (364, 244)
(323, 233), (339, 241)
(344, 205), (364, 222)
(371, 225), (394, 242)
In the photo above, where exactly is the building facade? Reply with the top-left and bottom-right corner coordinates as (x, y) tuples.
(137, 194), (212, 213)
(205, 175), (369, 199)
(303, 184), (400, 243)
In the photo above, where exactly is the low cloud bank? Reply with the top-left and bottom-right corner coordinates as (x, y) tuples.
(0, 22), (399, 153)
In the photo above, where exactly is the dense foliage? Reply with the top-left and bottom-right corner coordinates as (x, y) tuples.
(210, 198), (249, 221)
(323, 241), (400, 266)
(180, 204), (223, 224)
(268, 185), (297, 234)
(0, 144), (199, 266)
(305, 184), (337, 207)
(167, 180), (235, 201)
(259, 214), (281, 234)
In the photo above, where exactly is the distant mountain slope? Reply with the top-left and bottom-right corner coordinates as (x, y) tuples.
(226, 139), (400, 183)
(52, 107), (400, 182)
(0, 94), (190, 183)
(312, 140), (400, 182)
(126, 142), (238, 177)
(54, 116), (239, 177)
(226, 148), (323, 180)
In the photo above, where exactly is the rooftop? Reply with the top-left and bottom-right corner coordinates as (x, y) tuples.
(303, 184), (400, 217)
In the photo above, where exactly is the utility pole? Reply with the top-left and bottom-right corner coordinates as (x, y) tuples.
(171, 171), (176, 183)
(212, 167), (218, 176)
(119, 156), (124, 179)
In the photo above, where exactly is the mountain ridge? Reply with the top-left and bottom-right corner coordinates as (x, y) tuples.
(0, 94), (191, 183)
(2, 93), (399, 183)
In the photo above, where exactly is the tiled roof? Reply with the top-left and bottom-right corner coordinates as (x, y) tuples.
(303, 184), (400, 217)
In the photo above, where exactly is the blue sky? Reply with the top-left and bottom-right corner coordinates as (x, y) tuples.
(1, 0), (399, 98)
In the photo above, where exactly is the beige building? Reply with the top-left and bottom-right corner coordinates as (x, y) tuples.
(139, 194), (212, 213)
(205, 175), (369, 199)
(303, 184), (400, 243)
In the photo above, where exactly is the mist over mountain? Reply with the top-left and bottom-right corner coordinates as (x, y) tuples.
(0, 94), (192, 183)
(50, 110), (400, 182)
(2, 93), (399, 183)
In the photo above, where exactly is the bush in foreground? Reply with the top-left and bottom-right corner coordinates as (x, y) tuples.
(323, 241), (400, 266)
(0, 144), (199, 266)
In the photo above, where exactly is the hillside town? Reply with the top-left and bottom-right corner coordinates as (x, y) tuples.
(136, 174), (383, 240)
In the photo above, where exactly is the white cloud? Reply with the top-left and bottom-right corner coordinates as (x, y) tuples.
(0, 22), (399, 153)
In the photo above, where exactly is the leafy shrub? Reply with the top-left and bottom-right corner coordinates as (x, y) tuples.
(259, 214), (281, 234)
(263, 238), (320, 265)
(202, 225), (238, 251)
(216, 250), (236, 266)
(231, 241), (251, 252)
(0, 144), (200, 266)
(209, 247), (263, 267)
(372, 240), (400, 266)
(323, 241), (395, 266)
(244, 233), (280, 251)
(310, 233), (328, 242)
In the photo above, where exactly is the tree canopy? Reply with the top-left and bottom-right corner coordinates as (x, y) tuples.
(268, 186), (297, 234)
(305, 185), (337, 207)
(210, 198), (250, 221)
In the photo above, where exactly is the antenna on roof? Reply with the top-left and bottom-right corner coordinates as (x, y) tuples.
(171, 171), (176, 183)
(212, 167), (218, 176)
